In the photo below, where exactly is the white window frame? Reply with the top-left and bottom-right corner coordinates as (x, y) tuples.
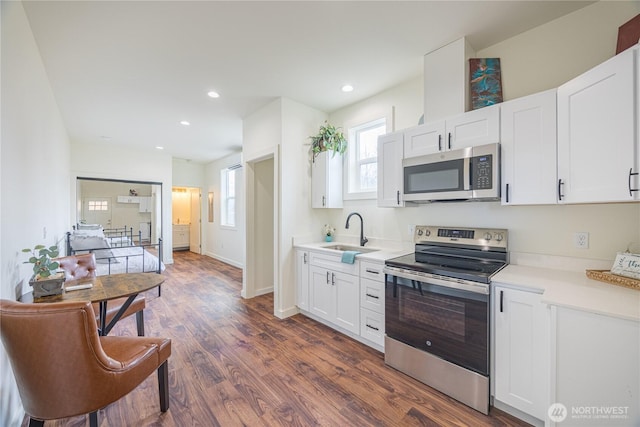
(87, 199), (109, 211)
(343, 117), (387, 200)
(221, 167), (238, 229)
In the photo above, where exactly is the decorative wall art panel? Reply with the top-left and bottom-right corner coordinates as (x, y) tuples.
(469, 58), (503, 110)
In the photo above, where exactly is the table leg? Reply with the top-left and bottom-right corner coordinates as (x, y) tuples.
(99, 302), (107, 336)
(102, 294), (138, 336)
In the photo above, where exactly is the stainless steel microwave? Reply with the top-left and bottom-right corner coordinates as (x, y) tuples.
(403, 143), (500, 202)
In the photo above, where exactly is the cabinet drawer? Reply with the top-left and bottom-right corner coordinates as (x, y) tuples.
(361, 278), (384, 314)
(309, 251), (358, 275)
(360, 261), (384, 282)
(360, 308), (384, 347)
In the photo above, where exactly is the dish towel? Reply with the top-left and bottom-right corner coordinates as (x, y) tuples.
(341, 251), (360, 264)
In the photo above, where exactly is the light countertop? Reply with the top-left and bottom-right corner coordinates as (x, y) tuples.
(493, 264), (640, 322)
(294, 241), (412, 263)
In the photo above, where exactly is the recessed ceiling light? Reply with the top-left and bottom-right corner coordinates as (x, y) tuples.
(180, 121), (190, 126)
(341, 84), (354, 93)
(156, 146), (164, 150)
(207, 91), (220, 98)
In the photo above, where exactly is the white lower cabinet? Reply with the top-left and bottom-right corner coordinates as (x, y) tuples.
(552, 306), (640, 426)
(359, 261), (385, 348)
(297, 249), (386, 350)
(308, 252), (359, 335)
(493, 285), (549, 423)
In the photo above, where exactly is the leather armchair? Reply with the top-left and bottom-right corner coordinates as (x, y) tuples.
(56, 253), (147, 335)
(0, 299), (171, 427)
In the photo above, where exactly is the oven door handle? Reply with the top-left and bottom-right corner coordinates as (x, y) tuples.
(384, 266), (490, 295)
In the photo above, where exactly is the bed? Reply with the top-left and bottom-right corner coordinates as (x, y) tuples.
(66, 225), (164, 276)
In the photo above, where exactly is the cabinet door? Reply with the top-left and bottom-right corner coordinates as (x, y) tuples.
(378, 131), (405, 207)
(311, 151), (343, 208)
(501, 89), (557, 205)
(333, 271), (359, 334)
(296, 250), (309, 311)
(446, 104), (500, 150)
(554, 306), (640, 423)
(494, 286), (549, 421)
(309, 265), (334, 321)
(557, 46), (637, 203)
(403, 121), (446, 158)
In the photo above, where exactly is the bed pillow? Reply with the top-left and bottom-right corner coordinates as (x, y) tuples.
(70, 236), (110, 251)
(73, 228), (105, 238)
(77, 223), (102, 230)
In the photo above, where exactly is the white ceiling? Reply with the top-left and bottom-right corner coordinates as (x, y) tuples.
(22, 1), (593, 163)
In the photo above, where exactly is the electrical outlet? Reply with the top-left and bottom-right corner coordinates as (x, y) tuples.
(408, 224), (416, 236)
(574, 232), (589, 249)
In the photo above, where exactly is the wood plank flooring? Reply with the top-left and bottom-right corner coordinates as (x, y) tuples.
(32, 251), (530, 427)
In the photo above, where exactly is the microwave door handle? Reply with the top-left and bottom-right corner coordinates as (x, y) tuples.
(464, 158), (472, 190)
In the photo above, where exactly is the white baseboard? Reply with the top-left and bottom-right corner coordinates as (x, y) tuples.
(203, 251), (244, 269)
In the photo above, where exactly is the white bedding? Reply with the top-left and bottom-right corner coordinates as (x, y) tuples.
(94, 246), (165, 275)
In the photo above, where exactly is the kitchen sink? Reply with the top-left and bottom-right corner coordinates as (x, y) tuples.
(323, 244), (378, 254)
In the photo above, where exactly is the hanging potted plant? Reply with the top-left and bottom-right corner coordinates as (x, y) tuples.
(22, 244), (65, 297)
(309, 121), (348, 161)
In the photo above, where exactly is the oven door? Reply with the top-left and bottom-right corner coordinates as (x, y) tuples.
(385, 269), (490, 376)
(403, 147), (472, 201)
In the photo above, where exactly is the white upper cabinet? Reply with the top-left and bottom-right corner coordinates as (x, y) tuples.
(377, 131), (406, 207)
(311, 151), (343, 208)
(404, 105), (500, 158)
(424, 37), (475, 122)
(557, 45), (638, 203)
(501, 89), (557, 205)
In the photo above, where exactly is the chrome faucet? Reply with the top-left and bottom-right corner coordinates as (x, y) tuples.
(345, 212), (368, 247)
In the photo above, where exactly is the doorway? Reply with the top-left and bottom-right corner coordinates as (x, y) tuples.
(171, 187), (202, 254)
(244, 153), (277, 307)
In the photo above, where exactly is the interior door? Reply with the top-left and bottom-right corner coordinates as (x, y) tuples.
(82, 197), (113, 228)
(189, 188), (201, 253)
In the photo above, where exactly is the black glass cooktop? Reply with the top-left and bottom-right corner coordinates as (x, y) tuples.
(385, 245), (507, 284)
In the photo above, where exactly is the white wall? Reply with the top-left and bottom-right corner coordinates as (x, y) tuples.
(477, 1), (640, 101)
(173, 158), (205, 188)
(203, 152), (244, 267)
(70, 141), (174, 263)
(1, 2), (72, 425)
(326, 1), (640, 263)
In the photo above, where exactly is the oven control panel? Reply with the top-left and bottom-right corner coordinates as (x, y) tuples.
(414, 225), (508, 249)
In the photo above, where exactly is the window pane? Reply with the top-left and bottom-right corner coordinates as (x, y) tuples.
(358, 126), (384, 160)
(227, 198), (235, 227)
(359, 163), (377, 190)
(228, 170), (236, 198)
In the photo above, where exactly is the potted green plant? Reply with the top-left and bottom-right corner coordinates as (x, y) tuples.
(22, 244), (65, 297)
(309, 121), (348, 160)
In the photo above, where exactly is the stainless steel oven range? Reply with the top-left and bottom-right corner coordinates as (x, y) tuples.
(384, 225), (508, 415)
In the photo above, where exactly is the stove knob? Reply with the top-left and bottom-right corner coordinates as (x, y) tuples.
(484, 232), (492, 241)
(417, 229), (424, 236)
(495, 233), (504, 242)
(425, 229), (431, 236)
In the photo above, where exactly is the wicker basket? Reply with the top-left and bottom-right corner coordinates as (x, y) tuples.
(586, 270), (640, 291)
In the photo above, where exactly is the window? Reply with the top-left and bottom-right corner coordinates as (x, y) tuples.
(345, 118), (386, 199)
(221, 167), (238, 227)
(88, 200), (109, 211)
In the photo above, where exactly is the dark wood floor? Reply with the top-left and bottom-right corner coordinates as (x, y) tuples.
(34, 251), (529, 427)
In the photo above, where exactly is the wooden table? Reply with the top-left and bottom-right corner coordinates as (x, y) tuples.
(21, 273), (165, 335)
